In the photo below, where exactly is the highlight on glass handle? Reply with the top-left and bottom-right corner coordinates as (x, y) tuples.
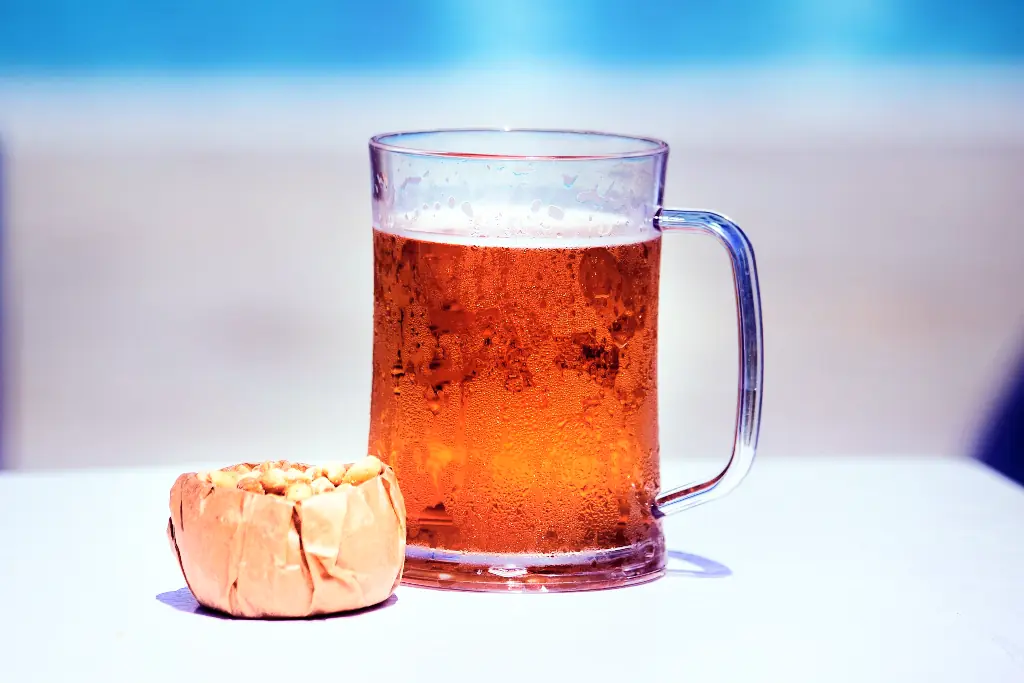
(653, 209), (764, 515)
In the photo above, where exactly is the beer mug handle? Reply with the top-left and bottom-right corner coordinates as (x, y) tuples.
(653, 209), (764, 515)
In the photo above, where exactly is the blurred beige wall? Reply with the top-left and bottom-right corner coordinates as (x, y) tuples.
(2, 69), (1023, 470)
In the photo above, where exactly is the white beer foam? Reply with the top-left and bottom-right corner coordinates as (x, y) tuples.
(375, 205), (659, 248)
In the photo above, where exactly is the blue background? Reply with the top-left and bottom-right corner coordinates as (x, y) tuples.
(0, 0), (1022, 73)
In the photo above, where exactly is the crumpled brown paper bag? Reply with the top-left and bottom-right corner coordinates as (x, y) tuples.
(167, 464), (406, 618)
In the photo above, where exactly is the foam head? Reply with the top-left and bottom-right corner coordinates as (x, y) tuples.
(370, 129), (669, 247)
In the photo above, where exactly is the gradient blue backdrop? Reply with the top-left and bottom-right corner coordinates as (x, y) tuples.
(1, 0), (1022, 72)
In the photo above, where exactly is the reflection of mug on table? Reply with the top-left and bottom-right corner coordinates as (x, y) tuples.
(367, 130), (763, 591)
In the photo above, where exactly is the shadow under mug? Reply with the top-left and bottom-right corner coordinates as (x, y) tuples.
(366, 129), (762, 592)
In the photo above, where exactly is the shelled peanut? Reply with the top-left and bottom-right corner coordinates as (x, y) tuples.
(197, 456), (384, 502)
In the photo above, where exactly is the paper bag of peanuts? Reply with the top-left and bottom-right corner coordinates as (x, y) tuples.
(167, 456), (406, 618)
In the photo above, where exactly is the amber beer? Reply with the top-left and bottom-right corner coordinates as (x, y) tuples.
(369, 228), (662, 555)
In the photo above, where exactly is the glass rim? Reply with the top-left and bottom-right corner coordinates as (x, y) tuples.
(369, 127), (670, 161)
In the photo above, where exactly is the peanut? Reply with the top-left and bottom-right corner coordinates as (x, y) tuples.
(260, 468), (288, 495)
(311, 477), (335, 495)
(342, 456), (383, 486)
(209, 470), (240, 488)
(237, 476), (265, 494)
(283, 468), (308, 483)
(231, 463), (253, 474)
(285, 481), (313, 502)
(322, 462), (348, 487)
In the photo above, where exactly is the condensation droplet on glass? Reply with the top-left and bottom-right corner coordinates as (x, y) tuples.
(461, 202), (474, 218)
(531, 199), (542, 213)
(448, 197), (456, 209)
(547, 206), (565, 220)
(435, 202), (441, 210)
(422, 203), (429, 210)
(563, 174), (578, 188)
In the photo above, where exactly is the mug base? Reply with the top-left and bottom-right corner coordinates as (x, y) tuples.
(401, 536), (666, 592)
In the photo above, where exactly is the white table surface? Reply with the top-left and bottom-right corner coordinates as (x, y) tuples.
(2, 456), (1023, 682)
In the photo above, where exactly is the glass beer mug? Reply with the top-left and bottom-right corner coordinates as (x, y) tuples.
(367, 129), (762, 591)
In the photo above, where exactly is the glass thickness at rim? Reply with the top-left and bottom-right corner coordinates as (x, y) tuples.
(369, 128), (669, 161)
